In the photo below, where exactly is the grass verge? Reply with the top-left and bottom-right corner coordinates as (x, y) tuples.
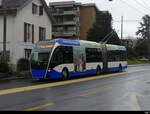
(128, 58), (150, 65)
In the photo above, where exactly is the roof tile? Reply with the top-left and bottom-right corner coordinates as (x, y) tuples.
(1, 0), (27, 9)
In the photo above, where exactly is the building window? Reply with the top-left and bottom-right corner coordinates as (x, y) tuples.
(0, 51), (10, 62)
(39, 27), (46, 41)
(32, 3), (43, 16)
(77, 7), (80, 12)
(32, 3), (39, 15)
(24, 23), (34, 43)
(68, 26), (76, 32)
(76, 27), (80, 32)
(39, 6), (44, 15)
(75, 17), (80, 22)
(25, 49), (32, 60)
(56, 27), (64, 32)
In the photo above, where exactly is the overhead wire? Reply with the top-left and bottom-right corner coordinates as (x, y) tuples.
(114, 20), (141, 23)
(134, 0), (149, 10)
(119, 0), (146, 15)
(139, 0), (150, 9)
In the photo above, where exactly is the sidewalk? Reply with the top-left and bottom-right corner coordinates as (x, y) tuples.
(0, 72), (32, 81)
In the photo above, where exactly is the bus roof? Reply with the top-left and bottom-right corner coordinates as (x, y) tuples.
(35, 39), (126, 51)
(55, 38), (102, 48)
(55, 39), (126, 51)
(106, 44), (126, 51)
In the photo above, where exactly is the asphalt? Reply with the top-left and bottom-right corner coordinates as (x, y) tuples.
(0, 64), (150, 111)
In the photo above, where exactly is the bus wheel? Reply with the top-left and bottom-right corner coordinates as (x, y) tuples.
(62, 68), (69, 80)
(96, 66), (101, 75)
(119, 64), (123, 72)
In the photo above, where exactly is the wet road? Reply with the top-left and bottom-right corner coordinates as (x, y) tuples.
(0, 64), (150, 111)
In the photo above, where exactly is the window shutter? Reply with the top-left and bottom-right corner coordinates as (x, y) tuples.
(39, 6), (43, 15)
(32, 24), (34, 43)
(24, 23), (27, 42)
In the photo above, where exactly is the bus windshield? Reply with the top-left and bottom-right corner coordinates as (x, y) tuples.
(31, 51), (51, 70)
(31, 52), (50, 62)
(31, 46), (54, 70)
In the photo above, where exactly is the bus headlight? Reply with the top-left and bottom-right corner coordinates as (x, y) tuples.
(48, 69), (51, 72)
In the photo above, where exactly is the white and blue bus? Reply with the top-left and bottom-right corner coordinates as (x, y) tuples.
(30, 39), (127, 80)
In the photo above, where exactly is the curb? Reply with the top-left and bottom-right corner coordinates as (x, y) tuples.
(0, 76), (32, 81)
(0, 73), (32, 81)
(128, 64), (150, 67)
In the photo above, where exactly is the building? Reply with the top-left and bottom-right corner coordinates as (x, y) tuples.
(49, 1), (98, 40)
(0, 0), (54, 71)
(80, 3), (98, 40)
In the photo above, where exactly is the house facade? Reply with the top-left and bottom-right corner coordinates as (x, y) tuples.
(0, 0), (54, 71)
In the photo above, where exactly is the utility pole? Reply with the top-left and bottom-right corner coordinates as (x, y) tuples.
(121, 16), (123, 42)
(3, 14), (7, 61)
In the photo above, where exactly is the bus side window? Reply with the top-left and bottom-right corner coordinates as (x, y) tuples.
(97, 49), (102, 62)
(62, 46), (73, 64)
(108, 51), (113, 61)
(86, 48), (102, 63)
(50, 47), (63, 68)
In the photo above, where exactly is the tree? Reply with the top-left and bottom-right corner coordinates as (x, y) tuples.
(87, 11), (121, 45)
(136, 15), (150, 57)
(134, 38), (149, 57)
(136, 15), (150, 39)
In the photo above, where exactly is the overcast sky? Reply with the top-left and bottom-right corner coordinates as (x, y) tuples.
(46, 0), (150, 39)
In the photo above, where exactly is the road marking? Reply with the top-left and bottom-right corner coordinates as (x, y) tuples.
(0, 69), (148, 96)
(129, 92), (146, 110)
(0, 72), (128, 96)
(24, 103), (54, 111)
(80, 86), (112, 97)
(130, 93), (141, 110)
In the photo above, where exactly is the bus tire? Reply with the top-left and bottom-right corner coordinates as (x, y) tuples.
(96, 66), (101, 75)
(62, 68), (69, 80)
(119, 64), (123, 72)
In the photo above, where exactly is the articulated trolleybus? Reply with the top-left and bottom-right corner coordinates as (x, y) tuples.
(30, 39), (128, 80)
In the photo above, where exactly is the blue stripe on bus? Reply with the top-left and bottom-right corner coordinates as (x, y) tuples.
(48, 69), (62, 79)
(31, 69), (46, 78)
(107, 66), (128, 72)
(55, 39), (80, 46)
(69, 70), (97, 77)
(47, 69), (97, 79)
(31, 66), (128, 79)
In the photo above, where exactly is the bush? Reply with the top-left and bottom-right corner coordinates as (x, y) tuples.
(126, 46), (137, 59)
(0, 60), (10, 73)
(17, 58), (30, 72)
